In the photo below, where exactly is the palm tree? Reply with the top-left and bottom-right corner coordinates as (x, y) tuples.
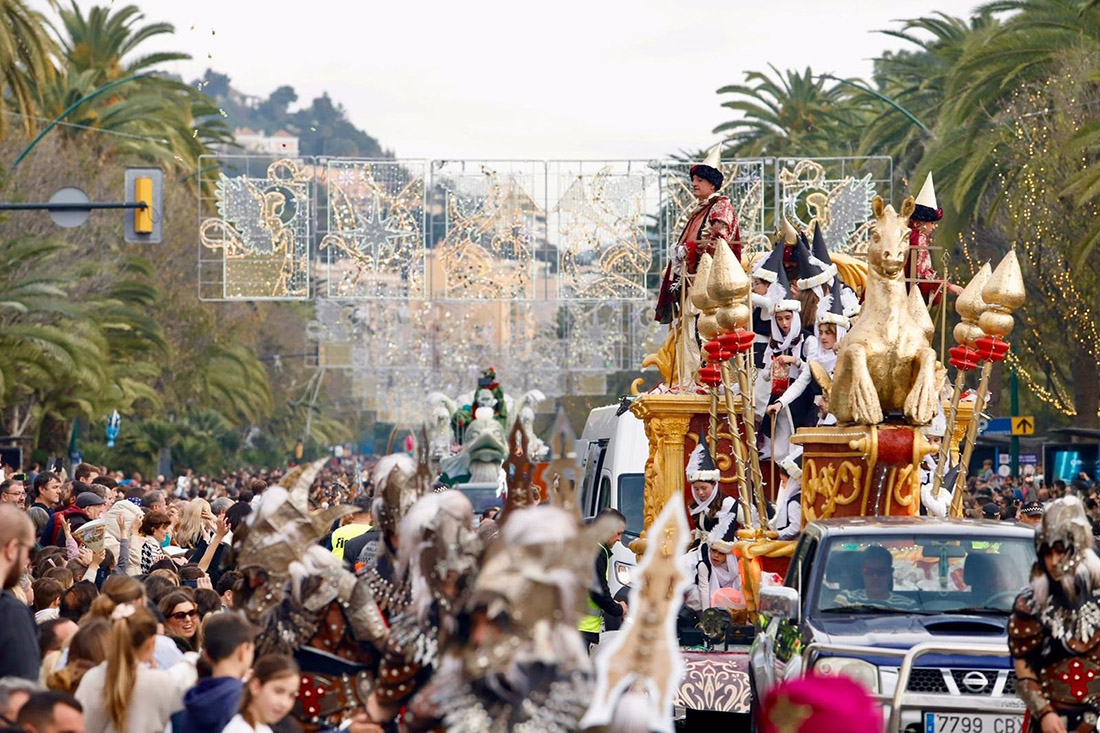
(51, 2), (186, 84)
(0, 0), (56, 137)
(34, 3), (233, 179)
(857, 13), (998, 176)
(199, 344), (275, 428)
(946, 0), (1099, 122)
(713, 66), (867, 157)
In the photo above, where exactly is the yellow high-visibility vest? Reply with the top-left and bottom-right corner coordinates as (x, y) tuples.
(578, 544), (612, 633)
(330, 522), (370, 560)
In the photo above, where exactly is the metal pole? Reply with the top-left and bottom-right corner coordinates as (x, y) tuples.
(718, 372), (753, 527)
(0, 202), (146, 211)
(951, 361), (994, 517)
(1010, 367), (1020, 477)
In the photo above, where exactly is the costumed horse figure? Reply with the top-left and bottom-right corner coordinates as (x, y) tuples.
(827, 195), (940, 426)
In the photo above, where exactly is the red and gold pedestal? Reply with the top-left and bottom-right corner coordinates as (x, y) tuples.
(792, 424), (937, 523)
(629, 393), (750, 554)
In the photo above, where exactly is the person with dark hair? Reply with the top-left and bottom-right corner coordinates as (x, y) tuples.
(141, 574), (177, 607)
(0, 480), (25, 508)
(330, 498), (372, 561)
(159, 591), (201, 653)
(39, 617), (79, 681)
(0, 505), (40, 681)
(835, 545), (917, 609)
(577, 508), (627, 648)
(224, 503), (252, 533)
(30, 473), (61, 515)
(32, 578), (64, 623)
(215, 570), (241, 611)
(173, 613), (256, 733)
(222, 655), (299, 733)
(14, 690), (82, 733)
(130, 511), (170, 576)
(58, 582), (98, 623)
(73, 464), (97, 485)
(194, 589), (221, 620)
(654, 146), (739, 325)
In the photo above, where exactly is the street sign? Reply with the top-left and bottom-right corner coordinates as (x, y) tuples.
(980, 417), (1014, 435)
(47, 187), (90, 228)
(1012, 416), (1035, 436)
(978, 416), (1036, 436)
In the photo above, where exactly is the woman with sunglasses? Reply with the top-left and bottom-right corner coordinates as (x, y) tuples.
(159, 590), (202, 653)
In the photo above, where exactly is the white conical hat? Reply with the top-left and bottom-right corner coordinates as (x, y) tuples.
(915, 172), (938, 211)
(701, 144), (721, 169)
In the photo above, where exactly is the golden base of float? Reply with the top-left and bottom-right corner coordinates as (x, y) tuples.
(792, 424), (937, 521)
(629, 392), (749, 555)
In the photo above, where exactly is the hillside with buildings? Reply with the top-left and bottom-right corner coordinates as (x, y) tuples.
(196, 68), (391, 159)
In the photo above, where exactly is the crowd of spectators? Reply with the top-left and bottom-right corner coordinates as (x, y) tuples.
(0, 460), (377, 733)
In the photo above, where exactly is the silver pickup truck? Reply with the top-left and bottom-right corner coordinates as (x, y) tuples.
(750, 517), (1033, 733)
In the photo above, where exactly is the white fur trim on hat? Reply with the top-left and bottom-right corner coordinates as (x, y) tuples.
(753, 266), (778, 283)
(689, 469), (721, 483)
(779, 456), (802, 481)
(796, 263), (838, 291)
(774, 299), (801, 313)
(818, 311), (851, 329)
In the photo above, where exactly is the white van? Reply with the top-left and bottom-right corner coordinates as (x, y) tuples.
(577, 401), (648, 596)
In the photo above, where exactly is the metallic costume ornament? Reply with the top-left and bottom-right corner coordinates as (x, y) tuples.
(232, 458), (389, 731)
(825, 195), (940, 425)
(366, 452), (426, 618)
(368, 491), (482, 722)
(403, 505), (620, 733)
(1011, 497), (1100, 732)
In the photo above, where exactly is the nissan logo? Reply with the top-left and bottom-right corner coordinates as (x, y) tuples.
(962, 671), (990, 692)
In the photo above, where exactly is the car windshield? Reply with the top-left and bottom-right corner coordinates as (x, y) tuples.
(457, 487), (503, 514)
(813, 534), (1033, 615)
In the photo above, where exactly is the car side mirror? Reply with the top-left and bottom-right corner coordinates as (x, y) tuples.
(758, 586), (800, 621)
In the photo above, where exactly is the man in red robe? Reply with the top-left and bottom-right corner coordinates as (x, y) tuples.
(654, 150), (740, 323)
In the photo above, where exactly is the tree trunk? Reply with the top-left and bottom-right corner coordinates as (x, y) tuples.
(1071, 344), (1100, 428)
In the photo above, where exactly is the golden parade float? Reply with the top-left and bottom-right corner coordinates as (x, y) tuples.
(629, 176), (1025, 717)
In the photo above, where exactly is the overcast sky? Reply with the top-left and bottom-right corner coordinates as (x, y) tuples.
(41, 0), (985, 159)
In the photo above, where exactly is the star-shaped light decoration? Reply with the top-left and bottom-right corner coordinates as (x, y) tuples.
(320, 161), (424, 298)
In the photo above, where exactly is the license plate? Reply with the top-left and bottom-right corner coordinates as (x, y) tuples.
(923, 712), (1022, 733)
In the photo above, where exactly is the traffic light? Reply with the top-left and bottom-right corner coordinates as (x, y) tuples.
(124, 167), (163, 243)
(134, 176), (153, 233)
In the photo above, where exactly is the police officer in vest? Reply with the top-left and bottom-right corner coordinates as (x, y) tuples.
(578, 508), (628, 651)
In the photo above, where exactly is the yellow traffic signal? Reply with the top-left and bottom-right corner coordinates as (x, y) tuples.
(134, 176), (153, 234)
